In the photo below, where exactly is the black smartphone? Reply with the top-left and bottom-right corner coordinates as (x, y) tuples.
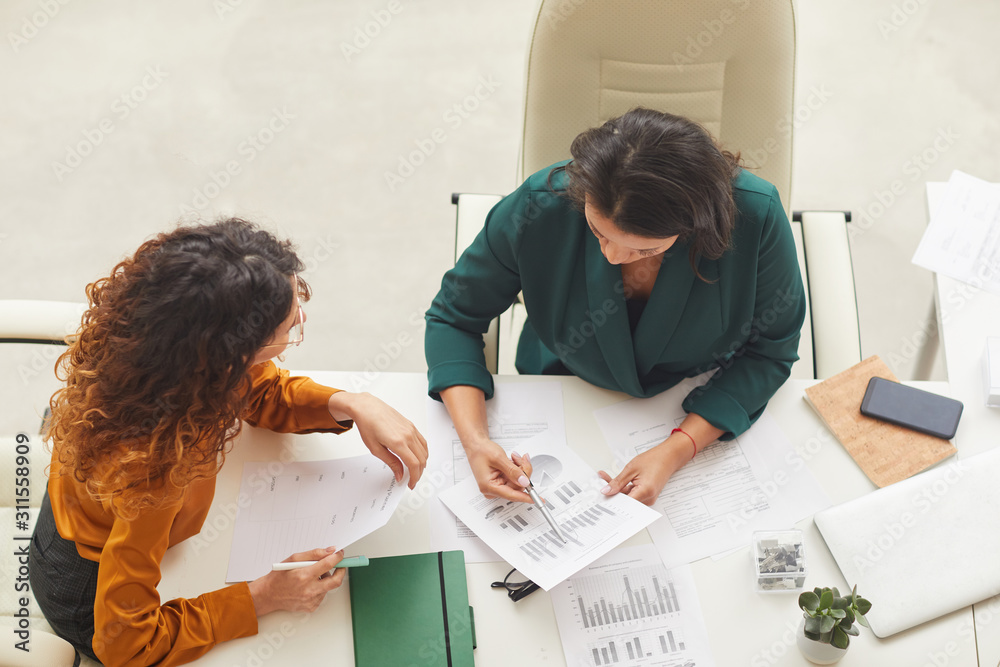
(859, 377), (963, 440)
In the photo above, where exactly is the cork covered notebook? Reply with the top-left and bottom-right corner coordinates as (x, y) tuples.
(803, 355), (957, 487)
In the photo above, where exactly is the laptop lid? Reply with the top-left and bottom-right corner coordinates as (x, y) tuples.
(814, 446), (1000, 637)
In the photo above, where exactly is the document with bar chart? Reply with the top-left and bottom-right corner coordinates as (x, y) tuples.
(550, 544), (714, 667)
(426, 381), (568, 562)
(438, 433), (660, 590)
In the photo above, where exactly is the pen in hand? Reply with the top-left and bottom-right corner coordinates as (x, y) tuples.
(511, 450), (567, 544)
(524, 481), (568, 544)
(272, 556), (370, 571)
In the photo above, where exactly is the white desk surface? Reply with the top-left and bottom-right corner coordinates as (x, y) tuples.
(158, 370), (980, 666)
(928, 182), (1000, 667)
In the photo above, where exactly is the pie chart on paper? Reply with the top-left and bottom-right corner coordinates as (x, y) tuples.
(528, 454), (563, 490)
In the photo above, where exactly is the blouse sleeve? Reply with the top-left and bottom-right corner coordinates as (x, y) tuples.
(243, 361), (353, 433)
(93, 501), (257, 666)
(681, 186), (807, 437)
(92, 362), (353, 665)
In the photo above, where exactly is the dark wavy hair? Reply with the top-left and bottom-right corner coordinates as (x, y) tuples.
(554, 108), (743, 280)
(47, 218), (310, 518)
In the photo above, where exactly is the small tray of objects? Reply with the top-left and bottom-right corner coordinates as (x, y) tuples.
(752, 529), (806, 593)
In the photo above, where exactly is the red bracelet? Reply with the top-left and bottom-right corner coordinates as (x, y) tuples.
(671, 428), (698, 460)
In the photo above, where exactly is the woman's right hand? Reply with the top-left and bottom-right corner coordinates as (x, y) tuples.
(248, 546), (346, 616)
(438, 386), (533, 503)
(466, 441), (534, 503)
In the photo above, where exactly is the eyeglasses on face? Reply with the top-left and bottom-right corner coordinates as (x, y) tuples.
(261, 305), (305, 350)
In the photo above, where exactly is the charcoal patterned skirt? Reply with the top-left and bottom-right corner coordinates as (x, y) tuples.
(29, 490), (100, 664)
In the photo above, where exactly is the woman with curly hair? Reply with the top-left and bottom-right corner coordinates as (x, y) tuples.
(30, 218), (428, 666)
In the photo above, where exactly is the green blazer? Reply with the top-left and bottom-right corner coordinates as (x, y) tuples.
(425, 162), (806, 438)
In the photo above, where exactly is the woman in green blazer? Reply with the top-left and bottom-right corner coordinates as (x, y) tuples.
(425, 108), (806, 506)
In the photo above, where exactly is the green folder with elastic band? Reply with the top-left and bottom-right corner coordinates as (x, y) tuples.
(348, 550), (476, 666)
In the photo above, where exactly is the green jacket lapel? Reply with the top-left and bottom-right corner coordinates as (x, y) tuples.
(584, 234), (644, 395)
(633, 244), (699, 379)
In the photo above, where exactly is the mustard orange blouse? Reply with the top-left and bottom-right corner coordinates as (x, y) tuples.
(47, 361), (351, 666)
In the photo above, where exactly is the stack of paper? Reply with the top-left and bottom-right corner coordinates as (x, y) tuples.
(438, 433), (660, 590)
(226, 456), (405, 582)
(594, 375), (831, 568)
(913, 169), (1000, 294)
(425, 382), (568, 562)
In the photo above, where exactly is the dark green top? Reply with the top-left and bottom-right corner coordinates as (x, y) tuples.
(425, 162), (806, 438)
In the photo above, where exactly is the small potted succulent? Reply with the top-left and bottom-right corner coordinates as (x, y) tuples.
(796, 585), (873, 664)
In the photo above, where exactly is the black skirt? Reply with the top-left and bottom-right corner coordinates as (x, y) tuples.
(30, 490), (100, 664)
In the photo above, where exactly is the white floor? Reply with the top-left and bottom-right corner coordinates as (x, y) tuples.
(2, 0), (999, 438)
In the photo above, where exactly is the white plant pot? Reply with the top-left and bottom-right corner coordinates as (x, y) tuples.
(796, 619), (848, 665)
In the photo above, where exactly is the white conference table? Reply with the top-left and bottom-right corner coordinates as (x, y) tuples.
(159, 369), (982, 666)
(927, 182), (1000, 667)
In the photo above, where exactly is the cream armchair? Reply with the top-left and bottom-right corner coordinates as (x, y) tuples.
(452, 0), (861, 379)
(0, 299), (91, 667)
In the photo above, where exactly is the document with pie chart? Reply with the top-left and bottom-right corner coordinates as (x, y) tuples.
(438, 432), (660, 590)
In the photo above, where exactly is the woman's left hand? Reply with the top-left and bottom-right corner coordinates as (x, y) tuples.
(328, 392), (428, 489)
(597, 440), (688, 506)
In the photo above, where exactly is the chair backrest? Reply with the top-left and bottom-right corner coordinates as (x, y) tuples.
(0, 300), (87, 344)
(0, 300), (85, 666)
(519, 0), (796, 212)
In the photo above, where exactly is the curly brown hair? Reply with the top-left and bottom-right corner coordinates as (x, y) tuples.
(47, 218), (310, 519)
(553, 108), (743, 281)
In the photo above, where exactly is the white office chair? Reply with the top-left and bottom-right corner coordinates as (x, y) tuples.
(452, 0), (862, 380)
(0, 299), (93, 667)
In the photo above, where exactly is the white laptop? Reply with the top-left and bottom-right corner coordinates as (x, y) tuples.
(814, 446), (1000, 637)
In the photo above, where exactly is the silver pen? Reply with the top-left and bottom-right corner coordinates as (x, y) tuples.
(524, 481), (567, 543)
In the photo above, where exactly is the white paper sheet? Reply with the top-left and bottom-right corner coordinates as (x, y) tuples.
(426, 382), (567, 562)
(913, 169), (1000, 294)
(594, 381), (830, 569)
(226, 456), (405, 582)
(438, 432), (660, 590)
(551, 544), (715, 667)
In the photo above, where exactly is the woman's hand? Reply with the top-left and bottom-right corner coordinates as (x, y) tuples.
(601, 415), (723, 505)
(467, 442), (534, 503)
(436, 385), (534, 502)
(598, 440), (688, 506)
(328, 392), (428, 489)
(248, 547), (346, 616)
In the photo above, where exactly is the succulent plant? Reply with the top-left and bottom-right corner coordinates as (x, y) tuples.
(798, 585), (872, 650)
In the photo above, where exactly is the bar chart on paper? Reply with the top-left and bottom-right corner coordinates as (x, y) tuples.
(575, 569), (683, 627)
(438, 440), (661, 590)
(587, 629), (688, 666)
(570, 566), (690, 665)
(551, 546), (713, 667)
(426, 384), (569, 563)
(515, 504), (623, 563)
